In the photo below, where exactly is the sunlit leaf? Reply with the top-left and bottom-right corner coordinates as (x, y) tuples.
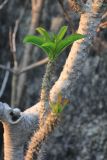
(36, 27), (50, 41)
(56, 34), (85, 57)
(24, 27), (85, 62)
(23, 35), (51, 56)
(23, 35), (44, 46)
(50, 33), (57, 42)
(42, 42), (55, 51)
(57, 26), (68, 41)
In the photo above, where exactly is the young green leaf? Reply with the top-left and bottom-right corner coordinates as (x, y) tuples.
(50, 93), (69, 114)
(50, 33), (57, 42)
(23, 35), (51, 56)
(36, 27), (50, 41)
(23, 26), (85, 62)
(41, 42), (55, 58)
(23, 35), (44, 46)
(41, 42), (55, 51)
(57, 26), (68, 41)
(56, 34), (85, 57)
(41, 42), (56, 60)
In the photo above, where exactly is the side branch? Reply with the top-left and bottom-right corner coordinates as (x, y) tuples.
(0, 0), (8, 10)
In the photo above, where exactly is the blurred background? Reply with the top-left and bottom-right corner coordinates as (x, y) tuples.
(0, 0), (107, 159)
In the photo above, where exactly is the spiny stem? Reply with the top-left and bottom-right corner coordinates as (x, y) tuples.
(25, 112), (58, 160)
(25, 61), (56, 160)
(41, 60), (55, 102)
(40, 60), (55, 126)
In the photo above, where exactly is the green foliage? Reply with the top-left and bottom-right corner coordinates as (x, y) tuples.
(50, 93), (69, 114)
(23, 26), (85, 61)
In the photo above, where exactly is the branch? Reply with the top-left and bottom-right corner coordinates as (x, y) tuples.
(0, 63), (10, 98)
(10, 20), (19, 107)
(50, 0), (105, 102)
(19, 57), (48, 74)
(9, 6), (27, 107)
(0, 64), (14, 73)
(0, 0), (8, 10)
(16, 0), (44, 106)
(0, 58), (48, 75)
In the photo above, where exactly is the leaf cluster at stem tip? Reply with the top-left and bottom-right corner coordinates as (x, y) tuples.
(23, 26), (85, 62)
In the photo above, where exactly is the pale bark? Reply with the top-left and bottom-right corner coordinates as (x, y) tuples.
(50, 0), (105, 102)
(0, 102), (39, 160)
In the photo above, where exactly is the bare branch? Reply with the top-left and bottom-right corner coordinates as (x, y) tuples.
(0, 64), (14, 73)
(10, 20), (19, 107)
(16, 0), (44, 105)
(19, 57), (48, 74)
(12, 20), (19, 65)
(9, 7), (26, 107)
(0, 63), (10, 98)
(0, 0), (8, 10)
(0, 58), (48, 75)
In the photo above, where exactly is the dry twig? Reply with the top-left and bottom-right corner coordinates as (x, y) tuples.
(9, 20), (19, 107)
(16, 0), (44, 105)
(0, 62), (10, 98)
(19, 57), (48, 74)
(0, 58), (48, 75)
(0, 64), (14, 73)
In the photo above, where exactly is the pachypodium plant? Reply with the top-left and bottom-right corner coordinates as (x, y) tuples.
(23, 26), (85, 62)
(24, 26), (85, 114)
(24, 26), (85, 160)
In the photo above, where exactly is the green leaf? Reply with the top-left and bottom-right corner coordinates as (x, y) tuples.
(57, 105), (63, 113)
(23, 35), (51, 56)
(23, 27), (85, 62)
(23, 35), (44, 46)
(50, 103), (64, 114)
(41, 42), (56, 60)
(42, 42), (55, 51)
(57, 26), (68, 41)
(50, 33), (57, 42)
(36, 27), (50, 41)
(56, 34), (85, 57)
